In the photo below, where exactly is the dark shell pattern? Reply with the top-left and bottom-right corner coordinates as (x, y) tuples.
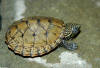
(5, 16), (65, 57)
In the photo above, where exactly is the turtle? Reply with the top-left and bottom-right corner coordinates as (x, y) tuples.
(5, 16), (80, 57)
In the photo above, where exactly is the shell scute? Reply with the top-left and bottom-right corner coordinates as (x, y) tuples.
(5, 16), (65, 57)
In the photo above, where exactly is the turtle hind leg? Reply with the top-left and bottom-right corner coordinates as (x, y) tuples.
(62, 40), (78, 51)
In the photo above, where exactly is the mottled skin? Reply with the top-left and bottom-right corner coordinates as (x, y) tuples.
(5, 16), (80, 57)
(62, 23), (80, 50)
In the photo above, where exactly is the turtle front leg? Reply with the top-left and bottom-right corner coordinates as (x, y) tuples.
(62, 40), (78, 51)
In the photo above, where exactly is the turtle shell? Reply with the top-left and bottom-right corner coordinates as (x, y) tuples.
(5, 16), (65, 57)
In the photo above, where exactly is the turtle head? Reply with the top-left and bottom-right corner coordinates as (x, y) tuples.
(64, 23), (80, 40)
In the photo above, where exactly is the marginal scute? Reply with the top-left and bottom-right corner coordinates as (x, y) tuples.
(5, 16), (65, 57)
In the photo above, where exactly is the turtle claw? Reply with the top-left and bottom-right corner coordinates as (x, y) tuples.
(65, 42), (78, 51)
(62, 40), (78, 51)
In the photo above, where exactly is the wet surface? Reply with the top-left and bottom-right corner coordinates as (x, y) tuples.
(0, 0), (100, 68)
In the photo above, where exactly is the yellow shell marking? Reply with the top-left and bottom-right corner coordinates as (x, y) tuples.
(5, 16), (65, 57)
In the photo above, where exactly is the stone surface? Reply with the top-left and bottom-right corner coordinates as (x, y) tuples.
(0, 0), (100, 68)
